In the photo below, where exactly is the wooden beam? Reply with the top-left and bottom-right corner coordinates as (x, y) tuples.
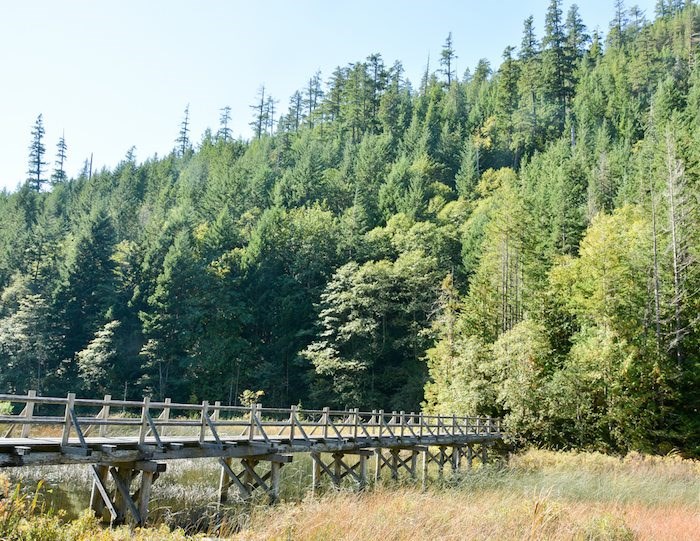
(218, 457), (233, 503)
(110, 466), (141, 526)
(89, 465), (116, 522)
(137, 471), (154, 525)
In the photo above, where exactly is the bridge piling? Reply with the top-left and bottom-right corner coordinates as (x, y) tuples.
(312, 450), (370, 492)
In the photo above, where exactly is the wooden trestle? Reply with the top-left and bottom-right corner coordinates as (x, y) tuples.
(0, 393), (503, 526)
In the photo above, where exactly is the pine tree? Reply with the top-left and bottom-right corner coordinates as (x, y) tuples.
(249, 86), (267, 139)
(27, 114), (47, 191)
(440, 32), (458, 85)
(609, 0), (629, 47)
(543, 0), (568, 129)
(496, 46), (521, 161)
(517, 16), (542, 154)
(265, 95), (278, 135)
(217, 106), (232, 141)
(175, 104), (191, 156)
(304, 71), (323, 127)
(51, 131), (68, 184)
(286, 91), (303, 132)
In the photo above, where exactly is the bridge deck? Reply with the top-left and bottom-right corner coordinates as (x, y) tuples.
(0, 432), (500, 467)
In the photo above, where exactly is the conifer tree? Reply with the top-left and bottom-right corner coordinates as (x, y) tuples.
(27, 114), (47, 191)
(249, 86), (267, 139)
(543, 0), (568, 128)
(440, 32), (458, 85)
(217, 106), (232, 142)
(175, 104), (191, 156)
(51, 131), (68, 184)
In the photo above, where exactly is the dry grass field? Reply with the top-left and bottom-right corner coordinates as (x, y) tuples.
(2, 449), (699, 540)
(228, 450), (700, 541)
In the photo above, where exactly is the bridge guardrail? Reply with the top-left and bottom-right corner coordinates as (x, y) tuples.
(0, 391), (501, 444)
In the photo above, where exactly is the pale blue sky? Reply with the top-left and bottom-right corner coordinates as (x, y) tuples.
(0, 0), (656, 192)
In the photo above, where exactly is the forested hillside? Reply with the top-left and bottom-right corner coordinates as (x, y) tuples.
(1, 1), (699, 455)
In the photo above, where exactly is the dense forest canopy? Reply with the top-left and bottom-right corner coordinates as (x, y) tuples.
(2, 0), (700, 455)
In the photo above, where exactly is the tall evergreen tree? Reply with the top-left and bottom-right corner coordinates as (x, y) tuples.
(27, 114), (47, 192)
(217, 106), (232, 142)
(543, 0), (568, 129)
(175, 104), (191, 156)
(439, 32), (458, 85)
(51, 131), (68, 184)
(249, 86), (267, 139)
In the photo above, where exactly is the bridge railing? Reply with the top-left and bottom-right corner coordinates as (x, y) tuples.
(0, 391), (501, 446)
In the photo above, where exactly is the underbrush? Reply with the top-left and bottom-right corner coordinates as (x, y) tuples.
(2, 449), (699, 540)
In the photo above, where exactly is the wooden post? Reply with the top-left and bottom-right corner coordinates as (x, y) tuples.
(390, 449), (399, 480)
(421, 450), (428, 490)
(241, 458), (255, 499)
(248, 403), (256, 441)
(219, 457), (233, 503)
(111, 466), (133, 526)
(137, 471), (154, 525)
(399, 411), (405, 438)
(311, 452), (322, 496)
(99, 394), (111, 437)
(374, 450), (381, 482)
(481, 443), (488, 465)
(138, 396), (150, 445)
(270, 462), (282, 503)
(21, 390), (36, 438)
(89, 465), (109, 519)
(410, 450), (418, 478)
(452, 446), (460, 472)
(378, 410), (384, 439)
(61, 393), (75, 447)
(353, 408), (359, 440)
(289, 405), (297, 441)
(333, 453), (342, 488)
(212, 401), (221, 422)
(359, 454), (368, 490)
(322, 407), (330, 439)
(160, 398), (171, 438)
(467, 445), (473, 469)
(419, 412), (424, 438)
(199, 400), (209, 443)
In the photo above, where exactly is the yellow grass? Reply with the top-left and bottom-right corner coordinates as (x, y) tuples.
(3, 449), (699, 540)
(226, 489), (700, 541)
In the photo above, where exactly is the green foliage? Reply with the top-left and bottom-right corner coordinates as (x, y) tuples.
(2, 4), (700, 454)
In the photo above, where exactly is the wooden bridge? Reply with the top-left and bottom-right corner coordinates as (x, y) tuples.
(0, 391), (503, 526)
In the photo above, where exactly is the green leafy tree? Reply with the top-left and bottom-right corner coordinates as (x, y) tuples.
(77, 320), (120, 394)
(0, 294), (60, 394)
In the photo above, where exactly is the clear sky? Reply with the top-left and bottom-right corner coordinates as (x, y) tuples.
(0, 0), (656, 192)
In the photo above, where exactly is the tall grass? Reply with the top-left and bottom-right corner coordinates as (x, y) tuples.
(228, 450), (700, 541)
(3, 449), (700, 540)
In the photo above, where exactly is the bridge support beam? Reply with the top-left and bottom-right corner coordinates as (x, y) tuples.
(419, 443), (492, 487)
(375, 447), (420, 482)
(219, 454), (292, 504)
(89, 461), (165, 527)
(311, 450), (370, 494)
